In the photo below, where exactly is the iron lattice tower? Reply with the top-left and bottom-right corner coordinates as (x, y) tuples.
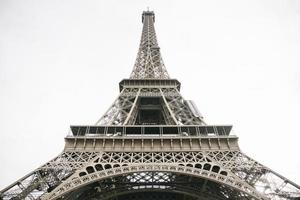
(1, 11), (300, 200)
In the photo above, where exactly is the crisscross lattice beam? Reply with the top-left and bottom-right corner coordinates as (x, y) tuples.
(130, 11), (169, 79)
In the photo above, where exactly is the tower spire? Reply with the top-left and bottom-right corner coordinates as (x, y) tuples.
(130, 11), (170, 79)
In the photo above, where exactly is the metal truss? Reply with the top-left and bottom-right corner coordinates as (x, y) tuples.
(59, 171), (257, 200)
(96, 87), (205, 126)
(160, 88), (205, 125)
(2, 149), (299, 199)
(37, 152), (265, 199)
(96, 88), (140, 125)
(130, 11), (169, 79)
(1, 10), (300, 200)
(0, 152), (98, 200)
(96, 10), (205, 126)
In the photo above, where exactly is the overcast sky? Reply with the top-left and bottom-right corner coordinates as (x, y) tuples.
(1, 0), (300, 189)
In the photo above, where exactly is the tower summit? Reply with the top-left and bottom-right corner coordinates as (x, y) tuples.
(130, 11), (169, 79)
(1, 10), (300, 200)
(95, 10), (205, 126)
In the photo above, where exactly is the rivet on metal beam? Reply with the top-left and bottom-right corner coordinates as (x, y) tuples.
(198, 138), (202, 149)
(73, 138), (77, 148)
(93, 139), (96, 149)
(102, 139), (106, 148)
(227, 138), (231, 149)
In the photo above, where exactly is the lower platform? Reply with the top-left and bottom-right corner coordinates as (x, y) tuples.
(64, 135), (239, 151)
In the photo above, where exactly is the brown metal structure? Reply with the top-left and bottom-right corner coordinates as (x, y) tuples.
(1, 10), (300, 200)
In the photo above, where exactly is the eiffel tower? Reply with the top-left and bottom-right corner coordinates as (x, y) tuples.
(1, 10), (300, 200)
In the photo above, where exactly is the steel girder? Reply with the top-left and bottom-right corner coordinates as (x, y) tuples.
(2, 10), (300, 200)
(95, 87), (205, 126)
(95, 88), (140, 125)
(130, 11), (169, 79)
(2, 149), (300, 199)
(59, 172), (254, 200)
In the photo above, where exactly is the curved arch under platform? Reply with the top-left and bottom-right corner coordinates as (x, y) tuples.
(43, 165), (265, 200)
(104, 191), (198, 200)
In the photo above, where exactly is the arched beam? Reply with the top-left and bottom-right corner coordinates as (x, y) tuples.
(100, 189), (218, 200)
(41, 164), (267, 200)
(64, 174), (227, 200)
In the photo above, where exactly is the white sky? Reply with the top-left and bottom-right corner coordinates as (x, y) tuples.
(1, 0), (300, 189)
